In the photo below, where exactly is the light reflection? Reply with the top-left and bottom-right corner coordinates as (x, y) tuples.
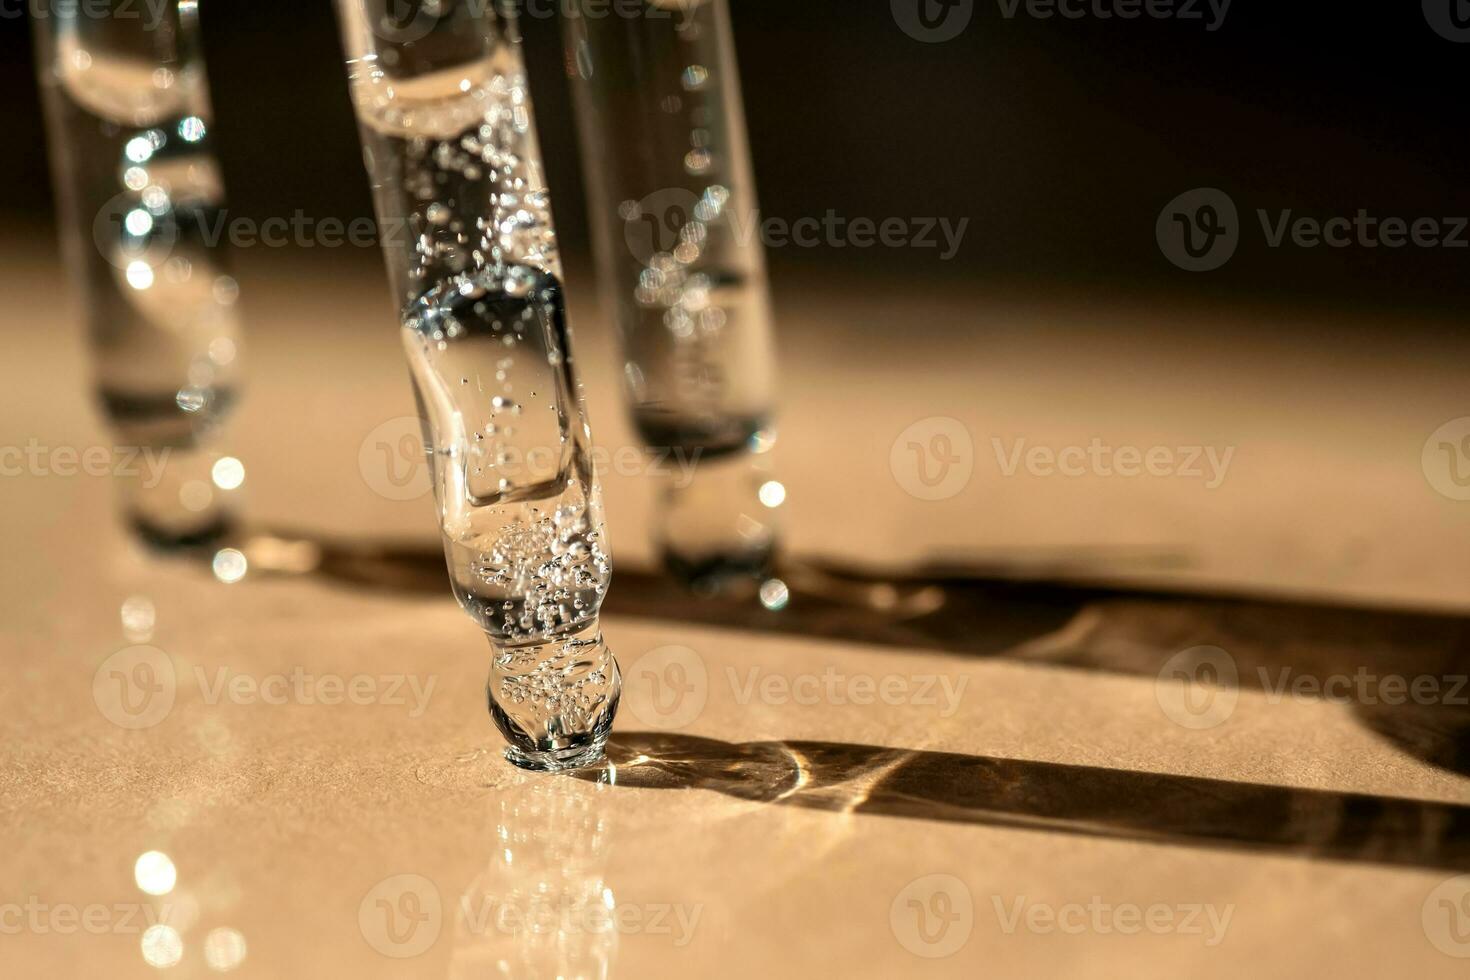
(134, 850), (177, 896)
(124, 135), (155, 163)
(210, 456), (245, 490)
(757, 479), (785, 508)
(178, 116), (207, 142)
(178, 479), (213, 513)
(125, 260), (155, 290)
(449, 766), (618, 979)
(121, 595), (156, 642)
(203, 927), (247, 972)
(758, 577), (789, 611)
(211, 548), (248, 584)
(140, 923), (183, 968)
(125, 208), (154, 236)
(207, 336), (236, 366)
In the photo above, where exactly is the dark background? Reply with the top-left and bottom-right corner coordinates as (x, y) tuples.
(3, 1), (1469, 316)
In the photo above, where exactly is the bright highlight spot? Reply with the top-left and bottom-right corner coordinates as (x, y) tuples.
(141, 923), (183, 968)
(758, 480), (786, 508)
(125, 136), (155, 163)
(203, 927), (247, 972)
(178, 116), (206, 142)
(212, 548), (248, 584)
(759, 578), (790, 611)
(125, 209), (154, 236)
(208, 337), (237, 365)
(121, 596), (156, 641)
(126, 261), (155, 290)
(134, 851), (176, 895)
(211, 456), (245, 491)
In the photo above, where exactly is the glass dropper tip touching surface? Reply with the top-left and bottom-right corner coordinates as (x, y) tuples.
(488, 620), (621, 772)
(335, 0), (621, 763)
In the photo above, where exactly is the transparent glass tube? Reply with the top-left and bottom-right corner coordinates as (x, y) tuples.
(34, 0), (244, 550)
(563, 0), (781, 592)
(335, 0), (620, 770)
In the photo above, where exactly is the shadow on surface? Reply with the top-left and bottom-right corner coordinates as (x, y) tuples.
(595, 732), (1470, 872)
(232, 530), (1470, 779)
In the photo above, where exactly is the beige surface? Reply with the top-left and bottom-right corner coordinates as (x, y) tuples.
(3, 247), (1470, 977)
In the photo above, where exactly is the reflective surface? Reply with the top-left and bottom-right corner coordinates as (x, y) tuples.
(6, 250), (1470, 976)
